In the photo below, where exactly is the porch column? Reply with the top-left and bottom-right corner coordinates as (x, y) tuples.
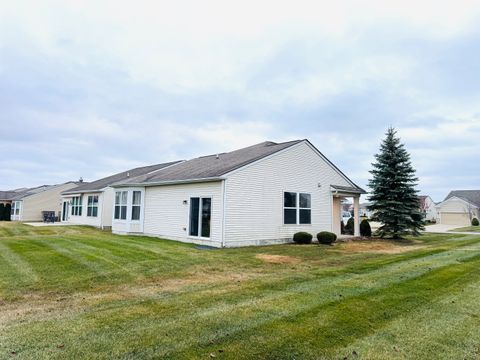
(354, 196), (360, 236)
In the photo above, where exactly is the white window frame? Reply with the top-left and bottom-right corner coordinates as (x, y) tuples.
(283, 191), (312, 225)
(131, 191), (142, 221)
(71, 196), (83, 216)
(87, 195), (99, 217)
(114, 191), (128, 220)
(188, 197), (212, 239)
(11, 201), (22, 220)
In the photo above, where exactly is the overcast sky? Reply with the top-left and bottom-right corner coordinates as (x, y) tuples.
(1, 1), (479, 201)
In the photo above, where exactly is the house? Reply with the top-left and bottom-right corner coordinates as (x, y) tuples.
(110, 139), (366, 247)
(359, 203), (373, 218)
(436, 190), (480, 225)
(0, 183), (80, 222)
(60, 161), (182, 229)
(418, 195), (437, 222)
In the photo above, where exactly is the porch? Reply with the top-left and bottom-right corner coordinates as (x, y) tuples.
(331, 185), (365, 237)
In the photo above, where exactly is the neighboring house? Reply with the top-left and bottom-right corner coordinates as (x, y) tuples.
(61, 161), (182, 229)
(418, 195), (437, 222)
(436, 190), (480, 225)
(110, 139), (366, 247)
(0, 183), (80, 222)
(359, 203), (373, 218)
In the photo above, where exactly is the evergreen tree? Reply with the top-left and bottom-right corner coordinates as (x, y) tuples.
(368, 127), (424, 238)
(0, 203), (4, 221)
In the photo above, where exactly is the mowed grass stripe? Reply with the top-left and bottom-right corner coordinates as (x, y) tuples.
(5, 238), (479, 359)
(182, 254), (480, 359)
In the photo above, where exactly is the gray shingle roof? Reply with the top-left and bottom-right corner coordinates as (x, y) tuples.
(118, 140), (304, 186)
(445, 190), (480, 207)
(1, 183), (81, 201)
(62, 161), (182, 195)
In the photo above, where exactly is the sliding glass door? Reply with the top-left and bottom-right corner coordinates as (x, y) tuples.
(189, 197), (211, 238)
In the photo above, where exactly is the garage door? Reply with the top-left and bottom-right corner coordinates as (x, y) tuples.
(440, 212), (471, 225)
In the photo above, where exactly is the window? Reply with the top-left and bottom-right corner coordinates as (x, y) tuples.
(131, 191), (142, 220)
(283, 192), (311, 225)
(114, 191), (128, 220)
(11, 201), (21, 216)
(87, 195), (99, 217)
(189, 197), (211, 238)
(71, 196), (83, 216)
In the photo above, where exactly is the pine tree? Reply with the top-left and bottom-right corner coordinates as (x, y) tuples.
(368, 127), (424, 238)
(0, 203), (4, 221)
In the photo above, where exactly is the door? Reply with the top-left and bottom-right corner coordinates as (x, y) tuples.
(62, 202), (69, 222)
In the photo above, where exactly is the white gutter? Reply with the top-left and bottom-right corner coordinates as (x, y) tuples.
(112, 177), (224, 188)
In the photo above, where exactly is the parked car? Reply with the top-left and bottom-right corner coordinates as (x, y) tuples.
(342, 211), (352, 225)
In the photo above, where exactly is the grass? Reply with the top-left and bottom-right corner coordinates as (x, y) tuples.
(1, 223), (480, 359)
(450, 225), (480, 233)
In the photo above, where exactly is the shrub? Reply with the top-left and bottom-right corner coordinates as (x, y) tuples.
(345, 217), (355, 235)
(317, 231), (337, 245)
(0, 204), (4, 221)
(472, 218), (479, 226)
(4, 204), (11, 221)
(293, 232), (313, 244)
(340, 220), (345, 235)
(360, 219), (372, 237)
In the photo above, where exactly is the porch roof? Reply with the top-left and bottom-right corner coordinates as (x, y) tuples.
(331, 184), (367, 195)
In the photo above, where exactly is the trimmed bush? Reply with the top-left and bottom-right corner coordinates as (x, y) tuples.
(293, 232), (313, 244)
(4, 204), (11, 221)
(472, 218), (479, 226)
(317, 231), (337, 245)
(360, 219), (372, 237)
(345, 217), (355, 235)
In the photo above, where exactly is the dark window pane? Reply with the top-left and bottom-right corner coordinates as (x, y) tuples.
(189, 198), (200, 236)
(87, 207), (92, 217)
(79, 207), (82, 216)
(92, 207), (98, 217)
(299, 193), (311, 208)
(132, 191), (141, 205)
(201, 198), (211, 238)
(284, 209), (297, 224)
(114, 206), (120, 219)
(120, 206), (127, 220)
(132, 206), (141, 220)
(284, 192), (297, 208)
(300, 209), (311, 224)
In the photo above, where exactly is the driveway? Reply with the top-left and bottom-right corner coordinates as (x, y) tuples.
(424, 224), (462, 233)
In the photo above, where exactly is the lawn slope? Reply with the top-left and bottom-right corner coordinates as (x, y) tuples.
(0, 223), (479, 359)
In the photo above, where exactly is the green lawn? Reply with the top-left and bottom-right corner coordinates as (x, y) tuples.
(450, 226), (480, 233)
(1, 223), (480, 359)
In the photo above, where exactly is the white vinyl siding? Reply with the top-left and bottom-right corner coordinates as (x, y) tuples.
(139, 182), (223, 246)
(61, 192), (106, 227)
(223, 141), (353, 247)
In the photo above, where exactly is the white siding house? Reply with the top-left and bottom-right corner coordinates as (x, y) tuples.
(111, 140), (365, 247)
(418, 195), (438, 222)
(61, 162), (181, 229)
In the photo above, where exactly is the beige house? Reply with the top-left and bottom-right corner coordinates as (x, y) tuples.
(1, 183), (80, 222)
(436, 190), (480, 225)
